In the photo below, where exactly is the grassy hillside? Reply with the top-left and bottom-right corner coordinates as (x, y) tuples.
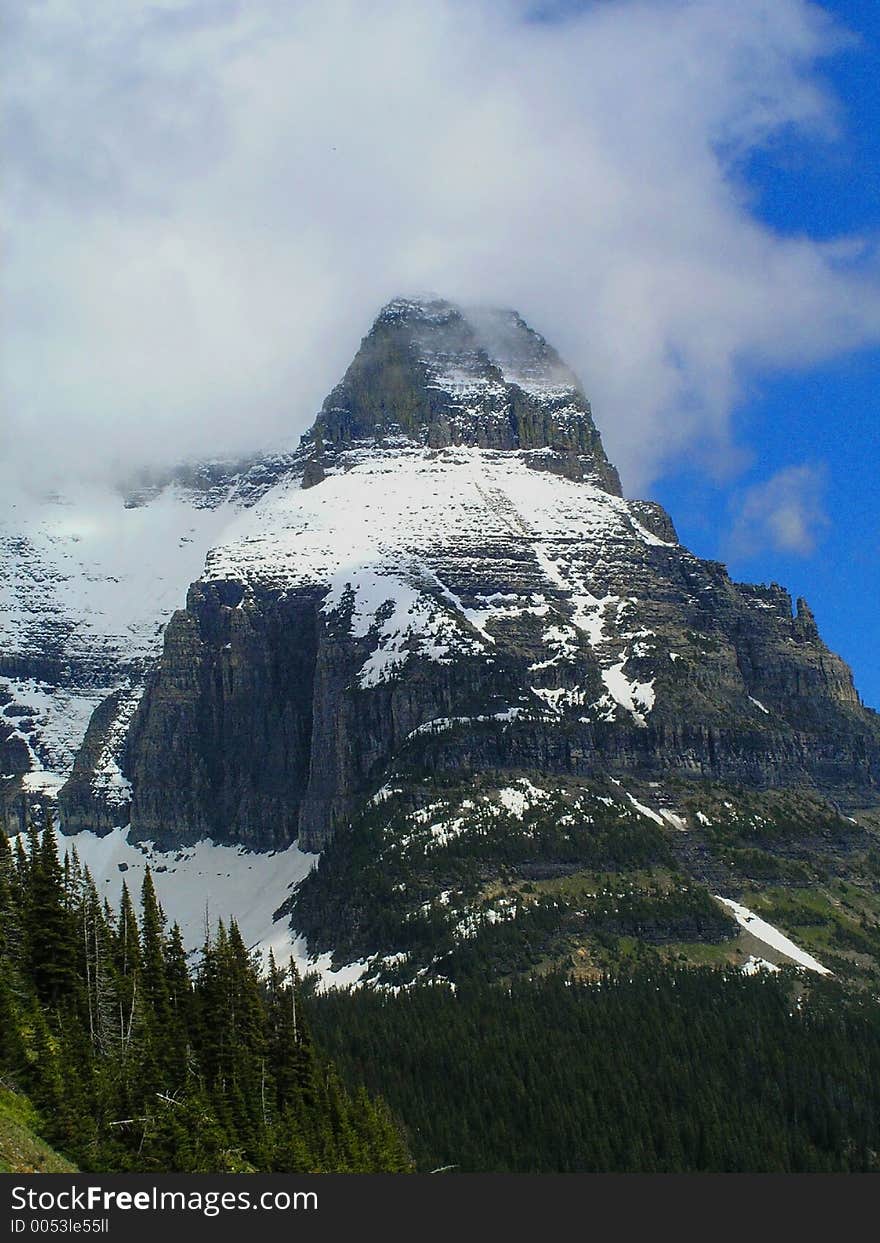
(0, 1086), (76, 1174)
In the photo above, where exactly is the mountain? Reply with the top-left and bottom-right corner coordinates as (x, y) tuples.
(4, 296), (880, 986)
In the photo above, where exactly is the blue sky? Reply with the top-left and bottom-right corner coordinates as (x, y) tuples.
(2, 0), (879, 706)
(652, 1), (880, 707)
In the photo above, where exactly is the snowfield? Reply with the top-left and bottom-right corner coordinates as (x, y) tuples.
(717, 897), (831, 975)
(50, 825), (367, 988)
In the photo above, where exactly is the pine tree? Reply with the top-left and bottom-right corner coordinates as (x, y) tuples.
(0, 828), (22, 965)
(164, 922), (194, 1085)
(80, 874), (119, 1057)
(140, 870), (167, 993)
(115, 881), (142, 1054)
(0, 829), (28, 1081)
(25, 814), (77, 1006)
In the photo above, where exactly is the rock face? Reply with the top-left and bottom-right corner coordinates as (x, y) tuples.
(57, 688), (141, 835)
(0, 709), (32, 834)
(303, 298), (622, 493)
(72, 296), (879, 854)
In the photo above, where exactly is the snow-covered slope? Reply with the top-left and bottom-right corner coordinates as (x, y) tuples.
(204, 442), (666, 720)
(1, 487), (228, 771)
(0, 457), (296, 822)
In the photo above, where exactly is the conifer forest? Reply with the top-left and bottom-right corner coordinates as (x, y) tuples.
(3, 820), (880, 1173)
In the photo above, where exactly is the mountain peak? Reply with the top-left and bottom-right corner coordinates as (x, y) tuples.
(302, 297), (622, 495)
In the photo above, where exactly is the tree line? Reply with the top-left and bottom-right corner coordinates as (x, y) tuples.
(0, 817), (411, 1173)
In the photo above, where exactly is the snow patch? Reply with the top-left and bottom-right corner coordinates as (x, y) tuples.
(601, 660), (655, 727)
(52, 825), (319, 966)
(90, 689), (144, 806)
(2, 678), (111, 785)
(716, 897), (831, 975)
(496, 779), (549, 818)
(21, 771), (67, 796)
(1, 478), (256, 787)
(626, 793), (665, 826)
(288, 940), (370, 992)
(742, 955), (780, 976)
(371, 784), (402, 806)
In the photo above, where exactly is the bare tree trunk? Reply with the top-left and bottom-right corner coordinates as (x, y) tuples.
(126, 976), (138, 1048)
(261, 1058), (267, 1127)
(288, 956), (298, 1040)
(83, 910), (95, 1044)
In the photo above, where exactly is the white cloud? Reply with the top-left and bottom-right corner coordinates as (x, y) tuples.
(2, 0), (879, 494)
(726, 463), (829, 558)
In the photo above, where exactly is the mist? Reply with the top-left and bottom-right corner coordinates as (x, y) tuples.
(3, 0), (879, 497)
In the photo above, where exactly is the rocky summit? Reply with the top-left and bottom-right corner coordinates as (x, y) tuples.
(4, 296), (880, 986)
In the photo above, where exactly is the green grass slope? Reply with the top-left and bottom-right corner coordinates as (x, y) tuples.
(0, 1086), (76, 1174)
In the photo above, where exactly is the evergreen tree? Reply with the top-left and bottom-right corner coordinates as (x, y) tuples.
(140, 868), (169, 1019)
(115, 881), (142, 1054)
(163, 921), (194, 1085)
(25, 815), (77, 1006)
(0, 831), (28, 1079)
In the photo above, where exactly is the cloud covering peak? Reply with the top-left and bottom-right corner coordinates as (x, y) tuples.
(3, 0), (879, 493)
